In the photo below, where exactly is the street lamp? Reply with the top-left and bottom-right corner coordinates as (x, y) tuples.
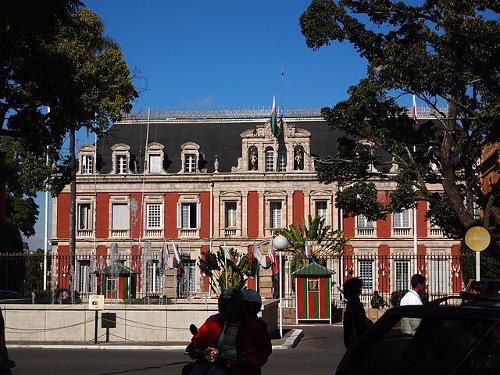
(272, 234), (288, 338)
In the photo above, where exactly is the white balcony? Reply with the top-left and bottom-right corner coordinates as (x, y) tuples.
(393, 227), (411, 236)
(179, 228), (199, 238)
(145, 229), (163, 238)
(224, 228), (238, 237)
(110, 229), (129, 238)
(356, 227), (375, 236)
(77, 229), (94, 238)
(430, 227), (445, 237)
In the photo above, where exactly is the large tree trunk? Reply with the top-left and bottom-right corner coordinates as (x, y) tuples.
(439, 102), (476, 232)
(69, 127), (76, 303)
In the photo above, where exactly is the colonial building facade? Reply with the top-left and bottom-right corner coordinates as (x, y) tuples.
(52, 109), (461, 301)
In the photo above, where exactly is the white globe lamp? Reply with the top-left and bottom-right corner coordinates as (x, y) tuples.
(272, 235), (288, 251)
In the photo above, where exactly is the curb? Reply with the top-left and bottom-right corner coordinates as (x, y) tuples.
(7, 330), (304, 351)
(272, 329), (304, 350)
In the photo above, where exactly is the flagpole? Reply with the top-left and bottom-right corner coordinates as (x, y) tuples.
(224, 242), (228, 289)
(43, 147), (49, 291)
(281, 66), (285, 117)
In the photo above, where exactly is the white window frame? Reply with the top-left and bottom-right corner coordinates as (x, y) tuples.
(146, 203), (163, 229)
(77, 203), (93, 230)
(393, 209), (411, 228)
(148, 154), (162, 174)
(184, 154), (197, 173)
(225, 201), (238, 228)
(116, 154), (127, 174)
(145, 142), (165, 174)
(177, 202), (200, 229)
(315, 200), (328, 223)
(145, 259), (161, 293)
(394, 259), (410, 291)
(180, 142), (201, 174)
(270, 201), (283, 229)
(111, 144), (130, 175)
(429, 256), (450, 295)
(277, 150), (287, 172)
(358, 259), (375, 294)
(81, 154), (93, 175)
(265, 147), (274, 172)
(109, 197), (130, 238)
(77, 259), (91, 294)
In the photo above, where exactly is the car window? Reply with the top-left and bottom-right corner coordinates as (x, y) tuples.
(476, 325), (500, 375)
(349, 316), (495, 375)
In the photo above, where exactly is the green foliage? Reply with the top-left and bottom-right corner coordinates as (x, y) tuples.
(1, 1), (137, 238)
(24, 250), (45, 292)
(300, 0), (499, 239)
(335, 182), (385, 222)
(198, 247), (249, 293)
(0, 222), (23, 253)
(275, 215), (346, 274)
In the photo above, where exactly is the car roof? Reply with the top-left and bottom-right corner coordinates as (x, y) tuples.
(384, 304), (500, 321)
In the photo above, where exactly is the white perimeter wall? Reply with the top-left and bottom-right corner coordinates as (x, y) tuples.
(1, 300), (278, 343)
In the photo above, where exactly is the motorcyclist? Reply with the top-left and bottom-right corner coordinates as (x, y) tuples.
(187, 288), (272, 375)
(241, 289), (272, 375)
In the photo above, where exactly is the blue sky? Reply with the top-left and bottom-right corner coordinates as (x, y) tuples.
(27, 0), (369, 249)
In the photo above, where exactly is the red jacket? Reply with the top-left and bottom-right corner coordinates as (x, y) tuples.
(192, 314), (272, 375)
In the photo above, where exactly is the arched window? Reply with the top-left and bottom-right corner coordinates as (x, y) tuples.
(265, 147), (274, 172)
(248, 146), (258, 170)
(294, 146), (304, 170)
(277, 150), (287, 172)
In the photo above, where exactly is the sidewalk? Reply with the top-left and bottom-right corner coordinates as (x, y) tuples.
(7, 328), (304, 351)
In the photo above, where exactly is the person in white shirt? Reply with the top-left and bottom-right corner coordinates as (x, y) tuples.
(400, 274), (426, 335)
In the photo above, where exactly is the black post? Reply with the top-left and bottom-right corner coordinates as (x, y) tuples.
(106, 328), (109, 343)
(94, 310), (98, 344)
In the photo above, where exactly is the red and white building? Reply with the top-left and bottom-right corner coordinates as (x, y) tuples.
(51, 109), (461, 301)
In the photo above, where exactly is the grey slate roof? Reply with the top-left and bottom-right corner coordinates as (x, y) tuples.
(96, 119), (344, 174)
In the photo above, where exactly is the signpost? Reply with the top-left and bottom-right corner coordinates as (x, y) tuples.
(89, 294), (104, 344)
(464, 226), (491, 282)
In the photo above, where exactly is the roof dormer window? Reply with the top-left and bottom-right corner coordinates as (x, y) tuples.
(180, 142), (201, 174)
(111, 144), (131, 175)
(145, 142), (165, 174)
(78, 144), (96, 175)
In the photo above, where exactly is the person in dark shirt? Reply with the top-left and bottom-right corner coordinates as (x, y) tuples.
(0, 307), (15, 375)
(342, 277), (373, 349)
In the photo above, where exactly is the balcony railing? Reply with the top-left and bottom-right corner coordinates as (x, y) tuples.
(144, 229), (163, 238)
(179, 228), (199, 238)
(224, 228), (238, 237)
(110, 229), (129, 238)
(430, 227), (445, 237)
(77, 229), (94, 238)
(393, 227), (411, 236)
(356, 227), (375, 236)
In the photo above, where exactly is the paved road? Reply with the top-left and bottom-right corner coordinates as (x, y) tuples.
(8, 325), (345, 375)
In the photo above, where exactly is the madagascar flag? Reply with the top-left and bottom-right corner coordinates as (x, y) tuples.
(172, 240), (183, 275)
(271, 95), (279, 137)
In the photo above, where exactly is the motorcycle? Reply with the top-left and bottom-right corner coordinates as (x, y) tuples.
(182, 324), (252, 375)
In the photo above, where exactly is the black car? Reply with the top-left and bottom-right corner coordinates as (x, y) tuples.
(335, 299), (500, 375)
(0, 290), (28, 303)
(462, 279), (500, 299)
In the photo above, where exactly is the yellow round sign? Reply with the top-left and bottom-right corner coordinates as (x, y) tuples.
(465, 226), (491, 252)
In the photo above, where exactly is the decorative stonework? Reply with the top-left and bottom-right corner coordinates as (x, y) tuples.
(232, 119), (313, 173)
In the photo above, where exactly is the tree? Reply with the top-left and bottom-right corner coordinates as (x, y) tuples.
(198, 247), (250, 293)
(300, 1), (499, 243)
(1, 2), (138, 253)
(1, 1), (82, 250)
(275, 215), (346, 274)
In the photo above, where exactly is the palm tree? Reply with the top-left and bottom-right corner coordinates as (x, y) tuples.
(198, 246), (249, 293)
(275, 215), (346, 274)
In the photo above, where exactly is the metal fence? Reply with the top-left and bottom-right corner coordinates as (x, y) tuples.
(0, 252), (471, 306)
(282, 253), (470, 308)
